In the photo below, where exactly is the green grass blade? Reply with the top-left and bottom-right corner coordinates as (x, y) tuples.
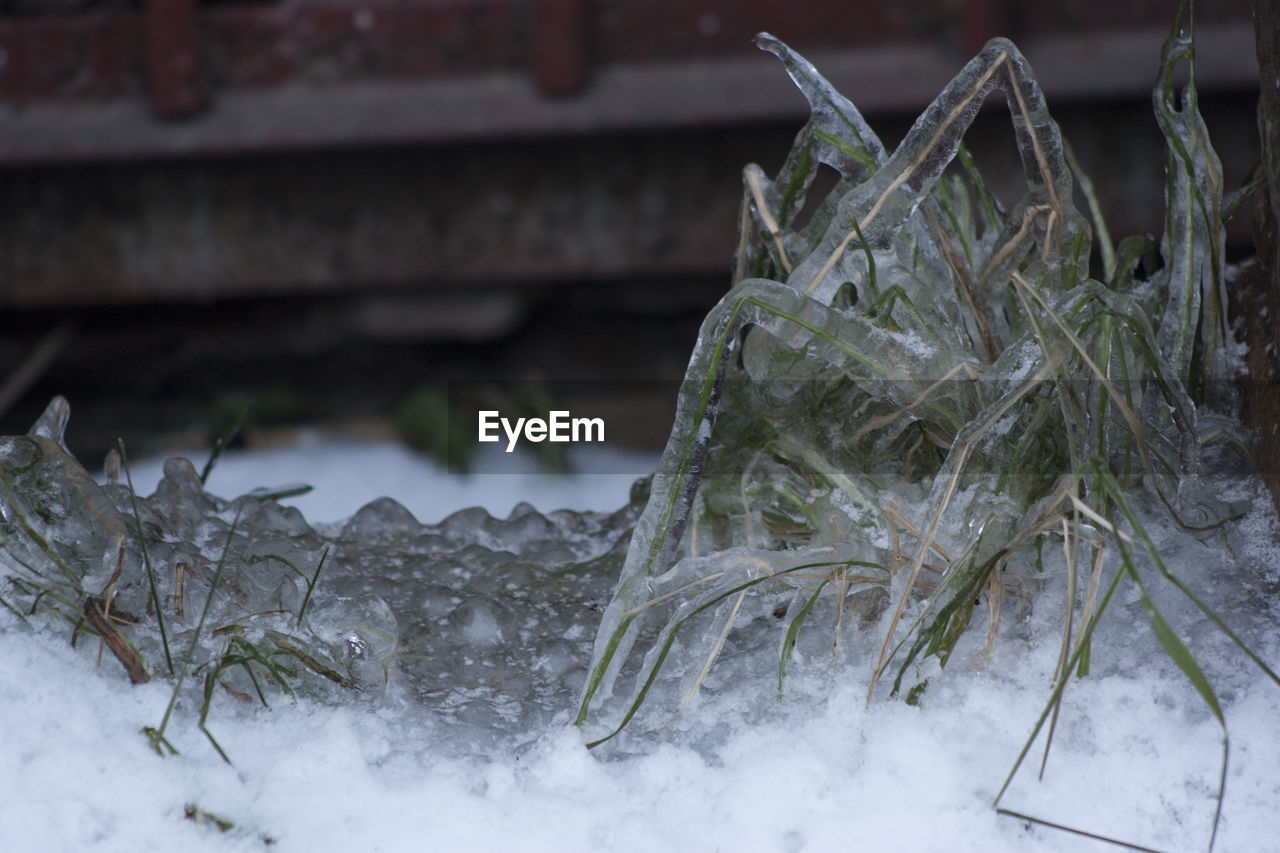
(586, 561), (847, 748)
(200, 406), (249, 486)
(145, 505), (243, 760)
(297, 545), (329, 626)
(994, 808), (1166, 853)
(778, 579), (831, 695)
(1127, 566), (1228, 851)
(994, 560), (1126, 806)
(118, 439), (173, 677)
(1064, 140), (1116, 280)
(0, 592), (28, 622)
(1098, 467), (1280, 689)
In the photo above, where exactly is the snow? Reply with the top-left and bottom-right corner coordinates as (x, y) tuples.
(128, 434), (658, 525)
(2, 439), (1279, 853)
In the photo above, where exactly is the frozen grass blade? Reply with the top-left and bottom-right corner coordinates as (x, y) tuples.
(887, 519), (1008, 698)
(994, 462), (1268, 851)
(118, 439), (173, 677)
(1127, 565), (1228, 851)
(0, 591), (25, 622)
(243, 545), (330, 626)
(244, 484), (314, 502)
(778, 579), (830, 695)
(993, 808), (1166, 853)
(584, 560), (854, 748)
(680, 590), (748, 709)
(1152, 1), (1230, 397)
(993, 548), (1128, 834)
(753, 32), (886, 178)
(1099, 468), (1280, 689)
(296, 545), (329, 626)
(0, 465), (80, 587)
(143, 505), (242, 762)
(200, 406), (249, 486)
(197, 635), (300, 764)
(1064, 140), (1116, 280)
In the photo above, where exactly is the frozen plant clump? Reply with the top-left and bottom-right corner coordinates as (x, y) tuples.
(575, 9), (1277, 846)
(0, 396), (639, 760)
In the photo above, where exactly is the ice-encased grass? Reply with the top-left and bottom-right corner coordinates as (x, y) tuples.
(0, 395), (642, 762)
(574, 9), (1278, 846)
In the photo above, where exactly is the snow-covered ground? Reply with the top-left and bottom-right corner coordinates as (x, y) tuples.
(141, 434), (659, 525)
(2, 438), (1278, 852)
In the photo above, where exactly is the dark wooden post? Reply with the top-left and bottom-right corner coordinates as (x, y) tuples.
(1258, 1), (1280, 268)
(531, 0), (591, 95)
(1241, 0), (1280, 509)
(144, 0), (208, 118)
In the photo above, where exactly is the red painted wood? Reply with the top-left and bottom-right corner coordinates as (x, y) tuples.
(144, 0), (207, 117)
(532, 0), (590, 94)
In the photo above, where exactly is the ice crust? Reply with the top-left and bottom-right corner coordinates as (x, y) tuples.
(0, 397), (640, 749)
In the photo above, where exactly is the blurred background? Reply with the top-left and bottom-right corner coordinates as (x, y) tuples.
(0, 0), (1263, 469)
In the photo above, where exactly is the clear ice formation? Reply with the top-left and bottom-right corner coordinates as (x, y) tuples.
(0, 396), (640, 745)
(574, 21), (1244, 744)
